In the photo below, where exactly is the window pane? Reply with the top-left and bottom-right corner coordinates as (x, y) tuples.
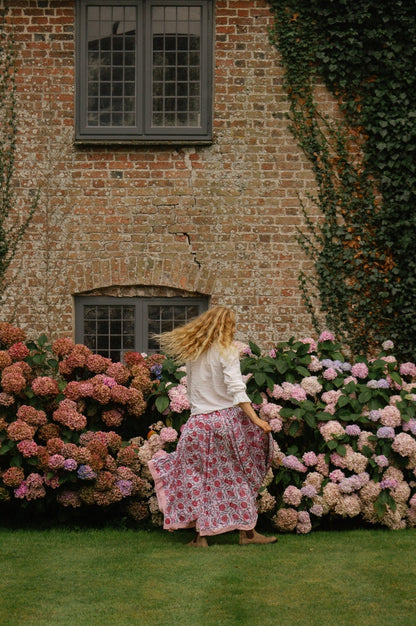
(81, 303), (135, 360)
(86, 4), (137, 128)
(151, 5), (202, 128)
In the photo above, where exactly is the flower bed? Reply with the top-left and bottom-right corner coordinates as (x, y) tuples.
(0, 322), (415, 532)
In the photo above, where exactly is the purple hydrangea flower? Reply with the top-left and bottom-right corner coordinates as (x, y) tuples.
(150, 364), (162, 379)
(115, 479), (133, 497)
(345, 424), (361, 437)
(310, 504), (323, 517)
(300, 485), (317, 498)
(377, 379), (390, 389)
(77, 465), (97, 480)
(376, 427), (395, 439)
(368, 410), (381, 422)
(282, 455), (307, 473)
(380, 478), (398, 490)
(63, 458), (78, 471)
(374, 455), (389, 468)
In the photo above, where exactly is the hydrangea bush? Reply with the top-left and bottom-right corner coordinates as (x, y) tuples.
(1, 321), (416, 533)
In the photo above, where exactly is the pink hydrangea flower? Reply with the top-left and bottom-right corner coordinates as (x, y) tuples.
(17, 405), (47, 427)
(168, 384), (190, 413)
(283, 485), (302, 506)
(320, 420), (345, 442)
(31, 376), (59, 397)
(310, 504), (323, 517)
(269, 418), (283, 432)
(300, 376), (322, 396)
(2, 466), (25, 487)
(323, 368), (338, 381)
(300, 337), (317, 352)
(329, 469), (345, 483)
(52, 337), (75, 358)
(302, 451), (318, 466)
(282, 455), (307, 473)
(48, 454), (66, 470)
(345, 424), (361, 437)
(17, 440), (38, 457)
(159, 427), (178, 444)
(380, 405), (402, 428)
(8, 342), (29, 361)
(400, 362), (416, 377)
(7, 419), (35, 441)
(318, 331), (335, 342)
(260, 402), (282, 420)
(392, 432), (416, 457)
(307, 355), (323, 372)
(351, 363), (368, 379)
(297, 510), (312, 534)
(1, 365), (26, 393)
(321, 390), (342, 405)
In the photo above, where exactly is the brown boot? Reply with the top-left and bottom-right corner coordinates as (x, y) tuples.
(239, 529), (277, 545)
(187, 533), (209, 548)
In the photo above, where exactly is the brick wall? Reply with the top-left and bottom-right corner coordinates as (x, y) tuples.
(2, 0), (334, 349)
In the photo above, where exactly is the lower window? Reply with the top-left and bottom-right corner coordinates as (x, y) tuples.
(74, 296), (207, 359)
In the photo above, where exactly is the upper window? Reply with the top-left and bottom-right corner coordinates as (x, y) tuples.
(74, 296), (208, 359)
(75, 0), (213, 143)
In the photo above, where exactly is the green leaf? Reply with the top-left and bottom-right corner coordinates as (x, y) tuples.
(304, 413), (316, 429)
(249, 341), (261, 357)
(358, 390), (372, 404)
(289, 420), (300, 436)
(254, 372), (266, 387)
(361, 445), (374, 458)
(389, 371), (402, 385)
(338, 395), (350, 408)
(0, 441), (15, 455)
(276, 359), (289, 374)
(336, 444), (346, 457)
(37, 334), (49, 347)
(155, 395), (170, 414)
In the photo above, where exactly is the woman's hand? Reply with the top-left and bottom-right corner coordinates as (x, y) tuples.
(253, 416), (272, 433)
(238, 402), (272, 433)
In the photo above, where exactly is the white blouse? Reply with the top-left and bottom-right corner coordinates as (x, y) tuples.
(186, 344), (251, 416)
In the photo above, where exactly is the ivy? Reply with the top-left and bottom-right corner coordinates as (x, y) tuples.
(0, 6), (37, 303)
(267, 0), (416, 360)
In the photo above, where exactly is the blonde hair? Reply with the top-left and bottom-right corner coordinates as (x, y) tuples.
(155, 306), (236, 362)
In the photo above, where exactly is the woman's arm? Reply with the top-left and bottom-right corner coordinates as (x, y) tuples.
(238, 402), (272, 433)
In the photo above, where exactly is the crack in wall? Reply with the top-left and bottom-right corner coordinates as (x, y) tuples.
(172, 230), (201, 269)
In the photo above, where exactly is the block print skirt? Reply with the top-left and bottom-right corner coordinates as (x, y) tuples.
(148, 406), (273, 536)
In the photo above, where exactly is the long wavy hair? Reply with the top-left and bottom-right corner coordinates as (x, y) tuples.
(155, 306), (236, 362)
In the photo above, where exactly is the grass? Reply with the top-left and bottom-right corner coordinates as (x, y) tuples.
(0, 526), (415, 626)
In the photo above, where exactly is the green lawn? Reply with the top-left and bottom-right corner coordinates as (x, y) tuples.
(0, 527), (415, 625)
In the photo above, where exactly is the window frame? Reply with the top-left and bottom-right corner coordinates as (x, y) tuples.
(75, 0), (213, 144)
(74, 295), (208, 356)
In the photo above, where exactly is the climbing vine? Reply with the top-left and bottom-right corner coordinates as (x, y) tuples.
(268, 0), (416, 360)
(0, 6), (37, 303)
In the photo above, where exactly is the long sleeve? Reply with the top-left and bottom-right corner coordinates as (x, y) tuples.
(187, 345), (251, 415)
(220, 351), (251, 406)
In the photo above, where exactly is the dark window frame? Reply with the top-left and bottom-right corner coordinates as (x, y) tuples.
(75, 295), (208, 357)
(75, 0), (213, 144)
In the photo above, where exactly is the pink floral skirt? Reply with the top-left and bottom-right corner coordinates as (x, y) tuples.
(148, 406), (273, 536)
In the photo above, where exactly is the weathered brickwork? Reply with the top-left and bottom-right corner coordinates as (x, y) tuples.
(3, 0), (335, 348)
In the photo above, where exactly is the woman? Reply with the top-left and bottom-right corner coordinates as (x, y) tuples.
(148, 306), (276, 547)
